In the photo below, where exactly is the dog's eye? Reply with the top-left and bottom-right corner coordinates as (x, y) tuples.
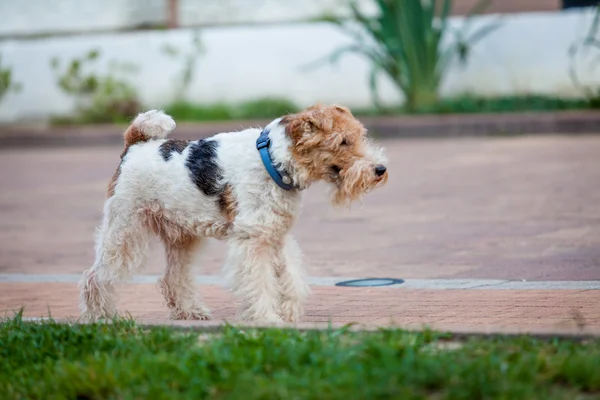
(340, 139), (349, 146)
(331, 165), (342, 174)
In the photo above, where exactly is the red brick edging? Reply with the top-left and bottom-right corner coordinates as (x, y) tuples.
(3, 283), (599, 336)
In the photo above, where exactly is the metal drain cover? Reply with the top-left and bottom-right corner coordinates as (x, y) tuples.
(335, 278), (404, 287)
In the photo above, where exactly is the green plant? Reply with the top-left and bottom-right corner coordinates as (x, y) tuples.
(568, 4), (600, 107)
(409, 94), (593, 114)
(2, 313), (600, 399)
(0, 55), (22, 103)
(322, 0), (501, 111)
(164, 94), (594, 122)
(165, 97), (299, 121)
(161, 30), (204, 101)
(50, 49), (141, 124)
(235, 97), (299, 118)
(351, 94), (595, 116)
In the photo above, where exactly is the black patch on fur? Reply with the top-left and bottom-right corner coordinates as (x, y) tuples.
(159, 139), (189, 161)
(185, 139), (222, 196)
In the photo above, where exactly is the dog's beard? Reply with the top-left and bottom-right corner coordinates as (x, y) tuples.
(330, 161), (388, 206)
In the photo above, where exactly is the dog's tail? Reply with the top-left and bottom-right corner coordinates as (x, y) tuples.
(124, 110), (176, 147)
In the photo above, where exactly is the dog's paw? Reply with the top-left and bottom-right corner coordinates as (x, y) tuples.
(262, 313), (284, 324)
(79, 307), (117, 323)
(280, 299), (302, 323)
(170, 308), (212, 321)
(238, 310), (283, 324)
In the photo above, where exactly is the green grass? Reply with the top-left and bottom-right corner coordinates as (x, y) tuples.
(164, 95), (599, 123)
(353, 94), (600, 117)
(165, 97), (300, 122)
(48, 94), (599, 126)
(410, 94), (600, 115)
(1, 314), (600, 399)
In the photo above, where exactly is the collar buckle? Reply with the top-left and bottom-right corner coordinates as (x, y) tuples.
(256, 135), (270, 150)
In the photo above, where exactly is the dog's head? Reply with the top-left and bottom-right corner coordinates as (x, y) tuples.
(282, 104), (388, 205)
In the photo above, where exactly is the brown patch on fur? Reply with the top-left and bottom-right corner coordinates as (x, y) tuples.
(218, 184), (238, 223)
(118, 125), (151, 160)
(282, 103), (366, 163)
(141, 205), (195, 246)
(107, 165), (121, 198)
(272, 207), (296, 232)
(107, 124), (156, 198)
(124, 125), (148, 148)
(140, 202), (230, 246)
(282, 104), (388, 205)
(159, 139), (189, 160)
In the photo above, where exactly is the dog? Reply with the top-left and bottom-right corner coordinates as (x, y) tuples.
(79, 104), (388, 323)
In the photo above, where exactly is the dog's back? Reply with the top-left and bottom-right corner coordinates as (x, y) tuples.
(108, 110), (243, 241)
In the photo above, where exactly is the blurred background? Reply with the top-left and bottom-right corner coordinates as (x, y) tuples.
(0, 0), (599, 124)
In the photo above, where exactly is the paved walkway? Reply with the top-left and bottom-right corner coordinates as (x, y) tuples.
(2, 283), (599, 335)
(1, 135), (600, 334)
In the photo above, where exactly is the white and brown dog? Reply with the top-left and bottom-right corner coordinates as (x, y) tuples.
(80, 104), (388, 323)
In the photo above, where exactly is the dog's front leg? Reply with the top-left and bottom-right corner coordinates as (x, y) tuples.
(277, 235), (310, 323)
(225, 236), (283, 323)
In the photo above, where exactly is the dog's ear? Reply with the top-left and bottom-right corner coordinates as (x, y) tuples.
(283, 108), (326, 144)
(283, 114), (310, 144)
(302, 108), (336, 145)
(305, 103), (324, 112)
(298, 104), (325, 132)
(308, 103), (351, 118)
(305, 109), (324, 131)
(333, 104), (352, 115)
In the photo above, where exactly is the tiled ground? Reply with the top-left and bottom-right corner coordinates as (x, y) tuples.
(2, 283), (599, 335)
(2, 136), (599, 280)
(1, 135), (599, 334)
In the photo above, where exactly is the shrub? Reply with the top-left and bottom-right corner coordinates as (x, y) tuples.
(323, 0), (501, 111)
(569, 4), (600, 108)
(50, 49), (141, 124)
(161, 30), (204, 102)
(0, 54), (21, 103)
(411, 94), (594, 114)
(165, 97), (300, 121)
(235, 97), (300, 119)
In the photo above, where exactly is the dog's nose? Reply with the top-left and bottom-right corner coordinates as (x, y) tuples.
(374, 165), (387, 176)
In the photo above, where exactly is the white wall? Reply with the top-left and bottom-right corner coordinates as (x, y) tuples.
(0, 0), (366, 37)
(0, 8), (598, 123)
(0, 0), (165, 37)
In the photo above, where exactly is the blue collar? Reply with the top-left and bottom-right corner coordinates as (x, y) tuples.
(256, 129), (295, 191)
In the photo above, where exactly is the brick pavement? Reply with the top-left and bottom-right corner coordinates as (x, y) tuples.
(1, 135), (599, 279)
(2, 283), (599, 335)
(1, 135), (599, 334)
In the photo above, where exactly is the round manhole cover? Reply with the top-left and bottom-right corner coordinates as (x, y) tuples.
(335, 278), (404, 287)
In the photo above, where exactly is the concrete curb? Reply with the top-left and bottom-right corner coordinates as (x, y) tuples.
(2, 274), (599, 290)
(1, 110), (599, 149)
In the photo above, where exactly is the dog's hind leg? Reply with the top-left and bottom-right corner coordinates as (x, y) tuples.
(158, 237), (211, 320)
(277, 235), (310, 323)
(79, 198), (151, 321)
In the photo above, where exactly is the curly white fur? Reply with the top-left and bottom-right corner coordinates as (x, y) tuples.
(132, 110), (176, 139)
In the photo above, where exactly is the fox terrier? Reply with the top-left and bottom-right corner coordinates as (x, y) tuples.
(79, 104), (388, 323)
